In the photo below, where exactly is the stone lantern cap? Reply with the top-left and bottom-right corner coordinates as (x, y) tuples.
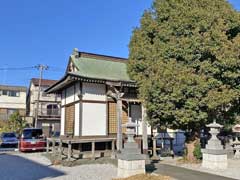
(122, 122), (139, 128)
(232, 124), (240, 133)
(206, 120), (223, 128)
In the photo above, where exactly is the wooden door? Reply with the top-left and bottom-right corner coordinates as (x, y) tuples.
(65, 104), (75, 135)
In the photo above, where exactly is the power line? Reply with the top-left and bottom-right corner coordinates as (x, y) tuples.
(0, 66), (35, 71)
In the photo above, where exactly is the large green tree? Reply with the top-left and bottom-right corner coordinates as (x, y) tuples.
(129, 0), (240, 135)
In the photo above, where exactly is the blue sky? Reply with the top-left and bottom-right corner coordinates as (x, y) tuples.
(0, 0), (239, 87)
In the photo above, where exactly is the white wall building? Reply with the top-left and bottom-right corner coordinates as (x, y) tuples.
(0, 85), (27, 121)
(26, 78), (61, 136)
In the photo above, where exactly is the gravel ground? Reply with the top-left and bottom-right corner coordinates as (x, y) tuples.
(42, 164), (117, 180)
(1, 152), (117, 180)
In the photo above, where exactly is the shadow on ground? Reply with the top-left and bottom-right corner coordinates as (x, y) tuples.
(145, 159), (159, 173)
(0, 153), (65, 180)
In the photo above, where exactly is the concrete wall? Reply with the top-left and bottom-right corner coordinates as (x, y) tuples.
(0, 91), (26, 109)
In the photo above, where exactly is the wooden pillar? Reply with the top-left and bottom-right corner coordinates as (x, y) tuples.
(111, 140), (116, 159)
(91, 141), (95, 160)
(52, 139), (56, 154)
(152, 137), (159, 160)
(79, 143), (82, 152)
(46, 138), (49, 153)
(105, 141), (109, 150)
(59, 139), (63, 160)
(117, 98), (123, 152)
(142, 105), (148, 154)
(67, 141), (72, 161)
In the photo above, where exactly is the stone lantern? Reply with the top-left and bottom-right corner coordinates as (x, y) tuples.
(201, 120), (227, 169)
(117, 118), (146, 178)
(231, 124), (240, 159)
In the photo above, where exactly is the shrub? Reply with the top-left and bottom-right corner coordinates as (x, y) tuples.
(193, 141), (202, 160)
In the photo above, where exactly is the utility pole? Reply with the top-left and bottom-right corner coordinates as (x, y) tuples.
(34, 64), (48, 128)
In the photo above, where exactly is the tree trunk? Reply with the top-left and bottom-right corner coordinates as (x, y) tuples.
(185, 131), (200, 162)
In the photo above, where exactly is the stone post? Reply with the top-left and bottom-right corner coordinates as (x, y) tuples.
(117, 98), (123, 152)
(141, 106), (148, 154)
(67, 141), (72, 161)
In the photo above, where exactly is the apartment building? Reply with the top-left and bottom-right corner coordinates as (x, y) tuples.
(26, 78), (61, 136)
(0, 85), (27, 121)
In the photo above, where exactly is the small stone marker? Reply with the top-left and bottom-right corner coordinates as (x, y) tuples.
(117, 118), (146, 178)
(201, 120), (227, 170)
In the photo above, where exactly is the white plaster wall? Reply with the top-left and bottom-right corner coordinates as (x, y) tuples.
(74, 103), (80, 136)
(61, 107), (65, 135)
(82, 83), (106, 101)
(82, 102), (107, 136)
(0, 91), (26, 109)
(61, 89), (65, 105)
(66, 85), (75, 104)
(74, 82), (80, 101)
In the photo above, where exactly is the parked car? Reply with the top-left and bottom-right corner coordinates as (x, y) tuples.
(0, 132), (18, 148)
(19, 128), (46, 152)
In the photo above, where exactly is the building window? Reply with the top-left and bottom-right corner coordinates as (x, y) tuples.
(0, 90), (20, 97)
(47, 104), (59, 116)
(2, 90), (8, 96)
(8, 91), (20, 97)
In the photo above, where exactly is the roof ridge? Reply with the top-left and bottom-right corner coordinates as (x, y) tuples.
(78, 51), (128, 63)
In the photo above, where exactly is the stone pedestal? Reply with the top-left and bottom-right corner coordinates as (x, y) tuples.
(202, 149), (227, 169)
(201, 120), (227, 170)
(117, 119), (146, 178)
(118, 159), (145, 178)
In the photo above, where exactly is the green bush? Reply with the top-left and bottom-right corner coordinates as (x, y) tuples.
(193, 142), (202, 160)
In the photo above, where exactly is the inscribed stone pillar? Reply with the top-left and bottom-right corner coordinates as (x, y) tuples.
(141, 105), (148, 154)
(117, 98), (123, 151)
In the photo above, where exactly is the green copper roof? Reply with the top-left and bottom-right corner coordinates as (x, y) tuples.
(71, 56), (133, 82)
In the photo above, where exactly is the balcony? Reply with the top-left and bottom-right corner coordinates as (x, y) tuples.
(37, 108), (60, 119)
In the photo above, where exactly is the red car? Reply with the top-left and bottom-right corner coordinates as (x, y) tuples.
(19, 128), (46, 152)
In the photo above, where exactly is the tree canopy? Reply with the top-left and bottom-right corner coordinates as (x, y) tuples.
(128, 0), (240, 131)
(6, 112), (27, 134)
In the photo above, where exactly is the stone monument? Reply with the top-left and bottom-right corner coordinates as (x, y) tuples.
(231, 124), (240, 159)
(117, 118), (146, 178)
(201, 120), (227, 169)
